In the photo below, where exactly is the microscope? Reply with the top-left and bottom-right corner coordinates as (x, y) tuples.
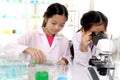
(89, 32), (115, 78)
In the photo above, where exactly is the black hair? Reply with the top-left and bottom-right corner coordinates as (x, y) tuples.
(80, 10), (108, 32)
(42, 3), (68, 27)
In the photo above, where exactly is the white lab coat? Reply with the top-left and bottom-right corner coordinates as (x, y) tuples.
(3, 27), (71, 65)
(72, 30), (96, 67)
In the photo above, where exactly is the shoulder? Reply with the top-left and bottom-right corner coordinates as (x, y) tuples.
(72, 31), (82, 40)
(24, 27), (44, 36)
(24, 30), (39, 36)
(18, 30), (41, 40)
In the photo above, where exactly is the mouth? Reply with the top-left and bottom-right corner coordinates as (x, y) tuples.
(52, 30), (58, 33)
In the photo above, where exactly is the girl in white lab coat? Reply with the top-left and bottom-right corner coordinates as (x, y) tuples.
(4, 3), (71, 66)
(72, 11), (108, 67)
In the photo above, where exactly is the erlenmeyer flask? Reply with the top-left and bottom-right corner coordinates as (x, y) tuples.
(57, 65), (67, 80)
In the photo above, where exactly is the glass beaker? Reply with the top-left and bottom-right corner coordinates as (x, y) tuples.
(35, 70), (48, 80)
(35, 63), (49, 80)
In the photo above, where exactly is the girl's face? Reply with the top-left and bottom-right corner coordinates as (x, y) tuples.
(86, 24), (106, 35)
(44, 14), (67, 36)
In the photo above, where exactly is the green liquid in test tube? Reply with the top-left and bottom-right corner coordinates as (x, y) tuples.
(35, 71), (48, 80)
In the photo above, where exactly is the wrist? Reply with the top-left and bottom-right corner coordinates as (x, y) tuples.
(80, 43), (88, 52)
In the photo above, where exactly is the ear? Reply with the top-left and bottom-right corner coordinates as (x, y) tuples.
(82, 27), (86, 34)
(44, 17), (48, 23)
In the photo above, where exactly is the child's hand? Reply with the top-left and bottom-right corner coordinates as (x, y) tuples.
(57, 57), (68, 67)
(57, 59), (67, 67)
(23, 47), (46, 64)
(80, 32), (92, 52)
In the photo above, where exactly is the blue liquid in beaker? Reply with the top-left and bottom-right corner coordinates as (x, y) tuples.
(57, 76), (67, 80)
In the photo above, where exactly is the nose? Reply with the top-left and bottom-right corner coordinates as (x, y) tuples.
(54, 25), (60, 30)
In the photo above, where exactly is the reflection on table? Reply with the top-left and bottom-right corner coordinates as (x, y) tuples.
(28, 63), (93, 80)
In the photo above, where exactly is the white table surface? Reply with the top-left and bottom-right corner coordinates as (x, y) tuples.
(28, 64), (94, 80)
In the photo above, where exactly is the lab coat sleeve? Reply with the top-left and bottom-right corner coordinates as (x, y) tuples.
(58, 36), (72, 65)
(63, 40), (72, 65)
(3, 32), (31, 57)
(72, 32), (92, 67)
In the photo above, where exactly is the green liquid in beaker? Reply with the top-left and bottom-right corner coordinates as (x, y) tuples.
(35, 71), (48, 80)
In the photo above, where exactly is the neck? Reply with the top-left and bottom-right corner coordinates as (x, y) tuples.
(43, 27), (54, 36)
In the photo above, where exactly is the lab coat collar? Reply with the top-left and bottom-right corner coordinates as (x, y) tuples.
(37, 27), (64, 50)
(37, 27), (64, 40)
